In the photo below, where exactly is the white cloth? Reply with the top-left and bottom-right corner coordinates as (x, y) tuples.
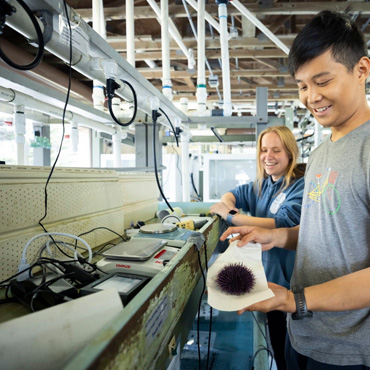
(207, 241), (274, 312)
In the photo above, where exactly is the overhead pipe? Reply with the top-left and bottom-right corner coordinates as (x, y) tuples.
(161, 0), (173, 100)
(13, 104), (26, 165)
(185, 0), (228, 37)
(218, 1), (232, 117)
(0, 86), (116, 135)
(230, 0), (290, 55)
(0, 39), (93, 103)
(126, 0), (135, 67)
(182, 0), (215, 114)
(196, 0), (207, 115)
(92, 0), (106, 39)
(3, 1), (126, 111)
(5, 0), (188, 132)
(181, 129), (191, 202)
(92, 0), (107, 111)
(146, 0), (195, 71)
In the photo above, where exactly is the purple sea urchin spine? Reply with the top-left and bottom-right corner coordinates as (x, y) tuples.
(216, 262), (256, 295)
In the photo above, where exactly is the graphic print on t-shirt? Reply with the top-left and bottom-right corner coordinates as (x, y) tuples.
(305, 167), (341, 215)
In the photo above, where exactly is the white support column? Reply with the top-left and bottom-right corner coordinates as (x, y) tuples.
(181, 130), (190, 202)
(92, 0), (107, 110)
(112, 129), (122, 168)
(126, 0), (135, 67)
(196, 0), (207, 114)
(218, 3), (232, 116)
(13, 104), (26, 165)
(160, 0), (173, 100)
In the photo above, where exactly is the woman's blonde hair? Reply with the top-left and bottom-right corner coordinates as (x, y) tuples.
(254, 126), (304, 195)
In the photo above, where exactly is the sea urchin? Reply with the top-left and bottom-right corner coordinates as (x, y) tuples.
(216, 262), (256, 296)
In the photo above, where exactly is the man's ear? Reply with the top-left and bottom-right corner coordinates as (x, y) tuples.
(356, 56), (370, 85)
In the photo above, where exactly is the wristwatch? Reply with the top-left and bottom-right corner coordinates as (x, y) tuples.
(291, 287), (313, 320)
(226, 210), (237, 224)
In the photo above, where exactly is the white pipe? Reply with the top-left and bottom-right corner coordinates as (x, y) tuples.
(126, 0), (135, 67)
(6, 0), (188, 132)
(196, 0), (207, 115)
(112, 130), (122, 167)
(71, 121), (79, 152)
(92, 0), (107, 110)
(147, 0), (195, 68)
(230, 0), (290, 55)
(0, 86), (116, 135)
(161, 0), (173, 100)
(185, 0), (227, 37)
(181, 130), (191, 202)
(218, 3), (232, 117)
(92, 0), (106, 39)
(180, 98), (189, 114)
(13, 104), (26, 165)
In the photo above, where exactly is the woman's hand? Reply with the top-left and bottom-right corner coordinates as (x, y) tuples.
(220, 225), (279, 251)
(210, 202), (238, 220)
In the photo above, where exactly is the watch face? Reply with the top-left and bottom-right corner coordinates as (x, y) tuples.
(229, 210), (237, 215)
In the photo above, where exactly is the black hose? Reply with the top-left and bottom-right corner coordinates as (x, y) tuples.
(106, 78), (137, 127)
(152, 111), (174, 212)
(0, 0), (45, 70)
(159, 107), (179, 147)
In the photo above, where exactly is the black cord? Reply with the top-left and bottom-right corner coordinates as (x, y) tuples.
(191, 173), (202, 201)
(152, 110), (174, 212)
(296, 132), (314, 142)
(210, 126), (224, 142)
(203, 243), (212, 370)
(93, 242), (116, 256)
(0, 0), (45, 70)
(106, 78), (137, 127)
(250, 346), (274, 370)
(250, 311), (275, 370)
(196, 249), (207, 370)
(78, 226), (127, 242)
(158, 107), (179, 147)
(0, 265), (33, 286)
(37, 0), (72, 259)
(27, 272), (74, 312)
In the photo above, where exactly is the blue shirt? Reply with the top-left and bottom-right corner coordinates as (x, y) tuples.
(230, 176), (304, 288)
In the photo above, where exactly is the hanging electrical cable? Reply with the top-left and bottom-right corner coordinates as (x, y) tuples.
(0, 0), (45, 70)
(37, 0), (72, 260)
(210, 126), (224, 142)
(152, 106), (174, 212)
(158, 107), (179, 147)
(106, 78), (137, 127)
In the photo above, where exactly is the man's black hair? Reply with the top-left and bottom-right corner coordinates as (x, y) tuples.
(288, 10), (367, 78)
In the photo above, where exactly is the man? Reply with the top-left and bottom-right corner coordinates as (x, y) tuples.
(221, 10), (370, 369)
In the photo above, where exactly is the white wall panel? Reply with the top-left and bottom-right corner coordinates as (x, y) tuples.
(0, 166), (159, 281)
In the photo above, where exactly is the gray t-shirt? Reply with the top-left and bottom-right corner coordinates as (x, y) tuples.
(288, 120), (370, 366)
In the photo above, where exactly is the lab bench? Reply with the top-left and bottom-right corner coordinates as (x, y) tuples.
(0, 194), (268, 369)
(65, 208), (220, 369)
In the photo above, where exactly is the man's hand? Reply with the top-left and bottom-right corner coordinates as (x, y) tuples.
(220, 225), (278, 251)
(210, 202), (238, 220)
(237, 282), (295, 314)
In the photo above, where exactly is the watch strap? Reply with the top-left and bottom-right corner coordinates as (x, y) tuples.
(226, 213), (235, 224)
(291, 287), (313, 320)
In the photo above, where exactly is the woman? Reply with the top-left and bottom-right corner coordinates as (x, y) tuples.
(210, 126), (305, 370)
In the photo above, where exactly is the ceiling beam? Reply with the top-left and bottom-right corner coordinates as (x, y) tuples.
(76, 3), (370, 20)
(138, 69), (290, 79)
(106, 36), (292, 52)
(122, 48), (287, 62)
